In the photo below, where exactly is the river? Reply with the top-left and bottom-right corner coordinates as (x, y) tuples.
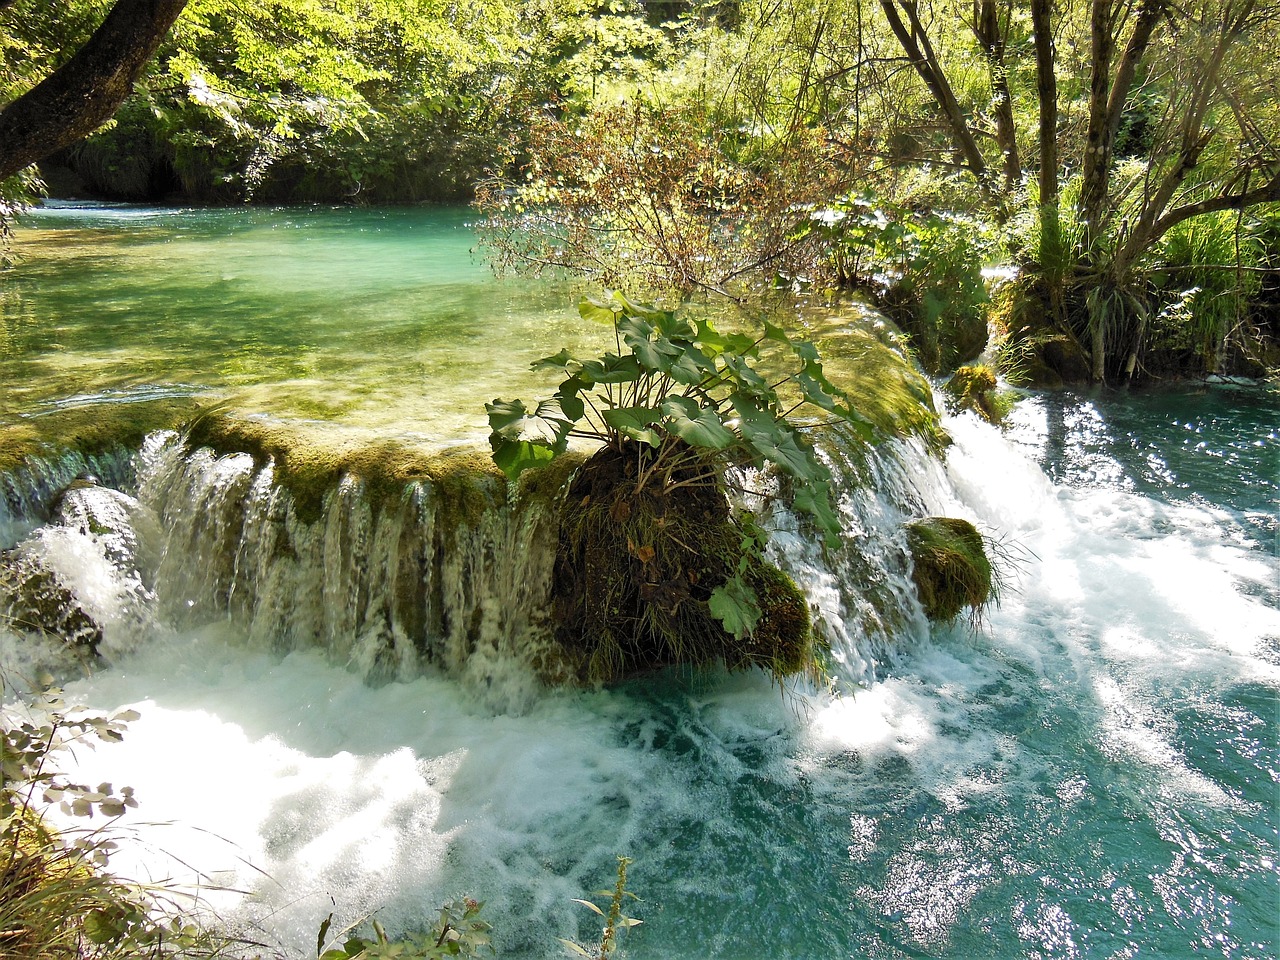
(2, 204), (1276, 958)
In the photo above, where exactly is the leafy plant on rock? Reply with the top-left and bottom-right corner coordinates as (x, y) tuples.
(487, 292), (873, 681)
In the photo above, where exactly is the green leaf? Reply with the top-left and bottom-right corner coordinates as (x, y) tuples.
(532, 348), (580, 375)
(317, 914), (334, 958)
(579, 293), (622, 325)
(602, 406), (663, 446)
(486, 398), (531, 440)
(709, 575), (761, 638)
(491, 437), (559, 480)
(793, 482), (842, 543)
(559, 939), (593, 957)
(660, 397), (735, 450)
(580, 353), (642, 384)
(84, 909), (122, 945)
(695, 318), (756, 357)
(761, 319), (790, 344)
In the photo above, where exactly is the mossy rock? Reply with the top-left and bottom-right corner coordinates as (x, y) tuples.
(905, 517), (993, 623)
(944, 364), (1012, 424)
(0, 399), (199, 475)
(987, 277), (1089, 387)
(0, 552), (103, 655)
(550, 441), (811, 684)
(182, 414), (505, 525)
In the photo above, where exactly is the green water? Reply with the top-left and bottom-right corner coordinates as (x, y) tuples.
(2, 202), (603, 441)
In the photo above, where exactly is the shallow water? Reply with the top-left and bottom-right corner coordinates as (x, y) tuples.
(3, 202), (601, 441)
(2, 206), (1277, 958)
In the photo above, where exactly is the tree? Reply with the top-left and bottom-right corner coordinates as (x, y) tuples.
(876, 0), (1280, 380)
(0, 0), (190, 182)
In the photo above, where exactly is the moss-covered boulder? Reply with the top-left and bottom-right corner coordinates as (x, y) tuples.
(549, 441), (811, 684)
(944, 364), (1011, 424)
(987, 276), (1090, 387)
(905, 517), (994, 623)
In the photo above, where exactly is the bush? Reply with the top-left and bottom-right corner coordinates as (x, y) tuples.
(486, 292), (879, 681)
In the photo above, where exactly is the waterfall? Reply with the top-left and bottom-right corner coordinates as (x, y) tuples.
(2, 423), (955, 693)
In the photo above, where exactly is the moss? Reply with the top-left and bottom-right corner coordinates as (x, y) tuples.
(0, 553), (103, 655)
(550, 441), (812, 684)
(905, 517), (994, 623)
(988, 276), (1089, 387)
(805, 322), (948, 452)
(944, 363), (1013, 424)
(182, 414), (505, 525)
(0, 399), (199, 475)
(736, 561), (811, 676)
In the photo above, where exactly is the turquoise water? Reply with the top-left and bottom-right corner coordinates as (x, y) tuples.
(2, 206), (1276, 958)
(3, 202), (598, 439)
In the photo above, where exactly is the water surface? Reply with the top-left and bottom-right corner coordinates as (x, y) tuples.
(3, 202), (601, 442)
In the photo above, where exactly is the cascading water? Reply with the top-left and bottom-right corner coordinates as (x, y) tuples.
(3, 385), (1276, 959)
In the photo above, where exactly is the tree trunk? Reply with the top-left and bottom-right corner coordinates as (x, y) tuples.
(0, 0), (190, 182)
(878, 0), (995, 204)
(1078, 0), (1169, 252)
(1030, 0), (1066, 330)
(973, 0), (1020, 194)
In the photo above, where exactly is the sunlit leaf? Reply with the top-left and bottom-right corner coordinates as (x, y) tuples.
(660, 396), (734, 449)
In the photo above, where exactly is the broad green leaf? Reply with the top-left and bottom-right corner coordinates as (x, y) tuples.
(668, 347), (709, 384)
(695, 318), (757, 357)
(732, 396), (824, 481)
(720, 354), (771, 396)
(761, 319), (790, 344)
(790, 337), (820, 363)
(485, 398), (530, 439)
(709, 575), (761, 638)
(490, 437), (558, 480)
(532, 348), (581, 375)
(555, 381), (586, 422)
(660, 397), (735, 449)
(580, 353), (642, 384)
(602, 406), (664, 446)
(579, 294), (621, 324)
(615, 292), (673, 325)
(793, 482), (842, 543)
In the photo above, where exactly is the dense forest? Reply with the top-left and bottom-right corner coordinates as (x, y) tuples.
(2, 0), (1278, 384)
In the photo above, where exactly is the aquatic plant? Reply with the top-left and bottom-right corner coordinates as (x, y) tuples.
(486, 292), (875, 681)
(559, 856), (642, 959)
(317, 897), (492, 960)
